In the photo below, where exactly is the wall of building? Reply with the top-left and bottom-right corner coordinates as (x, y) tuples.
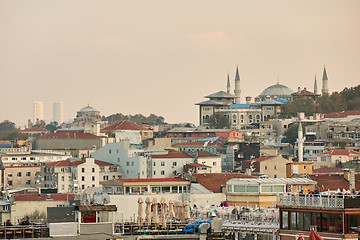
(34, 138), (102, 150)
(151, 157), (194, 178)
(109, 192), (225, 222)
(3, 166), (39, 189)
(259, 156), (290, 178)
(115, 130), (141, 145)
(91, 141), (147, 179)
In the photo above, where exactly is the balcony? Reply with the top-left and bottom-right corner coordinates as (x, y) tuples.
(277, 193), (360, 209)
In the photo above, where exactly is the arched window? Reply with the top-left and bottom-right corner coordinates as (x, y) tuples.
(205, 115), (210, 123)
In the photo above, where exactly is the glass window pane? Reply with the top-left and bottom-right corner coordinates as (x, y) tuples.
(247, 186), (259, 193)
(290, 212), (297, 230)
(336, 215), (342, 233)
(261, 185), (272, 192)
(313, 213), (321, 231)
(297, 212), (304, 230)
(322, 214), (329, 232)
(234, 185), (245, 192)
(274, 185), (285, 192)
(282, 211), (288, 229)
(304, 213), (310, 231)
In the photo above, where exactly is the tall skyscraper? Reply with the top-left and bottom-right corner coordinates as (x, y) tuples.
(33, 101), (44, 124)
(53, 102), (64, 124)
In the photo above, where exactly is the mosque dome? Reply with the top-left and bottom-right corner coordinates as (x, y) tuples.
(259, 83), (294, 101)
(78, 105), (99, 113)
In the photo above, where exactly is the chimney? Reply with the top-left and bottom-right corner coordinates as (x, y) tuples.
(254, 97), (261, 103)
(298, 87), (301, 94)
(344, 169), (355, 190)
(246, 96), (252, 104)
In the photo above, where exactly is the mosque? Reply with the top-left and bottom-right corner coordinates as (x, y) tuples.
(196, 66), (329, 128)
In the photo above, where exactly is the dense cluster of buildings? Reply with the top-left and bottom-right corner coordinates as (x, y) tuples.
(1, 66), (360, 239)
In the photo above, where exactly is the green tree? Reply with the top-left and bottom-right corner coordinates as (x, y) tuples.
(0, 120), (26, 140)
(0, 120), (16, 131)
(45, 121), (60, 132)
(208, 112), (230, 129)
(281, 96), (316, 118)
(282, 123), (302, 145)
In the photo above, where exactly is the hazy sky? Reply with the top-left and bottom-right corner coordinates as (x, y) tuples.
(1, 1), (359, 126)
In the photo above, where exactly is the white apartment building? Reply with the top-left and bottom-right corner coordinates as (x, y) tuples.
(91, 141), (148, 179)
(33, 101), (44, 124)
(36, 157), (122, 193)
(150, 152), (194, 178)
(196, 151), (222, 173)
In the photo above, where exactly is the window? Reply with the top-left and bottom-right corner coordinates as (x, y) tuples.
(17, 180), (22, 185)
(17, 172), (22, 177)
(26, 172), (31, 177)
(117, 158), (120, 162)
(82, 176), (85, 181)
(264, 166), (267, 170)
(109, 149), (111, 154)
(7, 173), (12, 177)
(92, 168), (95, 172)
(161, 162), (165, 166)
(213, 162), (216, 166)
(153, 162), (156, 166)
(153, 171), (156, 175)
(274, 165), (277, 170)
(92, 176), (95, 181)
(173, 162), (177, 166)
(161, 170), (165, 175)
(82, 185), (85, 189)
(61, 176), (65, 181)
(26, 180), (31, 185)
(131, 162), (134, 166)
(61, 168), (65, 172)
(82, 168), (85, 173)
(8, 181), (12, 186)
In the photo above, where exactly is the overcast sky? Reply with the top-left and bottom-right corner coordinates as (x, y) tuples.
(1, 1), (359, 126)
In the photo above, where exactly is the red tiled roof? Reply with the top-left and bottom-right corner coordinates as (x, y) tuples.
(324, 110), (360, 119)
(39, 131), (103, 139)
(309, 175), (360, 191)
(185, 163), (211, 168)
(103, 120), (148, 131)
(192, 173), (256, 193)
(151, 152), (192, 159)
(313, 168), (345, 174)
(291, 89), (317, 96)
(22, 127), (50, 132)
(318, 149), (360, 156)
(116, 178), (189, 183)
(172, 142), (220, 147)
(13, 194), (75, 201)
(46, 159), (116, 167)
(196, 151), (219, 158)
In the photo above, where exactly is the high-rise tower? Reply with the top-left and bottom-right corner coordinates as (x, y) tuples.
(33, 101), (44, 124)
(53, 102), (64, 124)
(234, 66), (241, 104)
(322, 66), (329, 95)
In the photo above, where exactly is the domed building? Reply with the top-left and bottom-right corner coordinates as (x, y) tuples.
(74, 104), (102, 126)
(258, 82), (294, 101)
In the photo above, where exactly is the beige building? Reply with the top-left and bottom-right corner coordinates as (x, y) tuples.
(196, 151), (222, 173)
(36, 158), (122, 193)
(226, 178), (316, 208)
(317, 149), (360, 167)
(242, 155), (290, 178)
(286, 162), (313, 178)
(3, 166), (39, 189)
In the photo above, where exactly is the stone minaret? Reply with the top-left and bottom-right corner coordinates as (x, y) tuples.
(322, 66), (329, 95)
(227, 73), (230, 94)
(314, 74), (318, 95)
(234, 66), (241, 104)
(297, 121), (304, 162)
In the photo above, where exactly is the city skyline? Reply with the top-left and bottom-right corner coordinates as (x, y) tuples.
(1, 1), (359, 126)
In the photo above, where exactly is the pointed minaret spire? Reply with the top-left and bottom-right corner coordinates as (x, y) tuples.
(322, 65), (329, 95)
(297, 121), (304, 162)
(227, 73), (230, 94)
(234, 66), (241, 104)
(314, 74), (318, 95)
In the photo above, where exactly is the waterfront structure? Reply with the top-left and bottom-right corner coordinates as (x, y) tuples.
(277, 193), (360, 240)
(52, 102), (64, 124)
(226, 178), (316, 208)
(33, 101), (44, 124)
